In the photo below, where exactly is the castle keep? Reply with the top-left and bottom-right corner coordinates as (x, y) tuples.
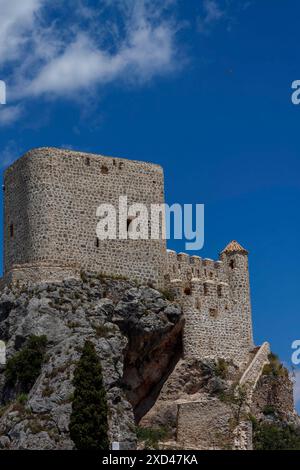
(3, 147), (264, 369)
(4, 148), (166, 288)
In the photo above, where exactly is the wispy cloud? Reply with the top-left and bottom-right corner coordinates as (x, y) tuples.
(0, 0), (44, 65)
(197, 0), (224, 34)
(0, 140), (21, 168)
(0, 0), (182, 124)
(197, 0), (252, 35)
(0, 105), (23, 126)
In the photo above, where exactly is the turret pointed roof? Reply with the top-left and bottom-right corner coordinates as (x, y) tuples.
(221, 240), (248, 255)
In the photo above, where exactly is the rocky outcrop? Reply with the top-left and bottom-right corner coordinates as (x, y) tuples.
(139, 357), (243, 449)
(0, 274), (183, 449)
(138, 352), (300, 450)
(0, 272), (298, 450)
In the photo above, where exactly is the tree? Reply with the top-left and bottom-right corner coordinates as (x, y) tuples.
(69, 341), (109, 450)
(5, 335), (47, 394)
(252, 419), (300, 450)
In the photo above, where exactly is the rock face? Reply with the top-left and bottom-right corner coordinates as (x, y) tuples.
(0, 272), (298, 451)
(0, 274), (183, 450)
(139, 358), (244, 449)
(139, 356), (299, 450)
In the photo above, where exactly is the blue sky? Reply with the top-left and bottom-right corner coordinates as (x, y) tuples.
(0, 0), (299, 409)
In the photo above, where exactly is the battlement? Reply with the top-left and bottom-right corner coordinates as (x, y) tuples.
(166, 249), (228, 285)
(165, 245), (254, 366)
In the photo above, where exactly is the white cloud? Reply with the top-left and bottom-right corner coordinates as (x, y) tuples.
(0, 140), (21, 168)
(197, 0), (224, 33)
(0, 105), (23, 126)
(0, 0), (44, 64)
(0, 0), (180, 115)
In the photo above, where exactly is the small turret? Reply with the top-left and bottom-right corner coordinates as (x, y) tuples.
(220, 240), (254, 353)
(220, 240), (248, 256)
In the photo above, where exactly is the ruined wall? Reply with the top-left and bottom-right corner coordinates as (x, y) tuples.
(4, 147), (166, 287)
(239, 342), (270, 400)
(176, 397), (236, 449)
(251, 372), (297, 423)
(166, 246), (254, 366)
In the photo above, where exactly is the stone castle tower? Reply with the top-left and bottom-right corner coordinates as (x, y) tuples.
(3, 147), (166, 288)
(2, 147), (259, 367)
(166, 241), (254, 366)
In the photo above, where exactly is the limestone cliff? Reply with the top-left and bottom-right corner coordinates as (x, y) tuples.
(0, 273), (183, 449)
(0, 273), (298, 450)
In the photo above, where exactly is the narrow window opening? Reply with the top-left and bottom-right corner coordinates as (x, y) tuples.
(209, 308), (218, 318)
(10, 223), (14, 238)
(85, 157), (90, 166)
(101, 165), (108, 174)
(196, 298), (201, 310)
(217, 285), (222, 298)
(184, 287), (191, 296)
(95, 238), (99, 248)
(204, 284), (208, 296)
(229, 260), (235, 269)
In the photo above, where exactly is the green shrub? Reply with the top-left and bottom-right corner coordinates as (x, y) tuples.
(5, 335), (47, 393)
(262, 353), (289, 378)
(17, 393), (28, 405)
(80, 271), (88, 283)
(42, 385), (54, 397)
(28, 419), (43, 435)
(253, 420), (300, 450)
(262, 405), (276, 416)
(93, 323), (114, 338)
(215, 358), (228, 379)
(69, 341), (109, 450)
(136, 426), (168, 449)
(159, 289), (175, 302)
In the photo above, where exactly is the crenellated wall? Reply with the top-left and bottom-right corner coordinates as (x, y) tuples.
(165, 247), (254, 366)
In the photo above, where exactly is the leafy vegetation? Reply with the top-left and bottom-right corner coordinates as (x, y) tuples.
(251, 417), (300, 450)
(17, 393), (28, 405)
(5, 335), (47, 393)
(262, 353), (289, 378)
(215, 358), (228, 379)
(69, 341), (109, 450)
(158, 289), (175, 302)
(262, 405), (276, 416)
(136, 426), (169, 449)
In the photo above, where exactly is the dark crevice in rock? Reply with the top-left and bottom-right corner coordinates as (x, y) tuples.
(134, 331), (183, 423)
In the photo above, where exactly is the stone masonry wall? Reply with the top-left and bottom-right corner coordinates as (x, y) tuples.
(4, 148), (167, 287)
(176, 397), (235, 449)
(166, 249), (254, 366)
(239, 342), (270, 400)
